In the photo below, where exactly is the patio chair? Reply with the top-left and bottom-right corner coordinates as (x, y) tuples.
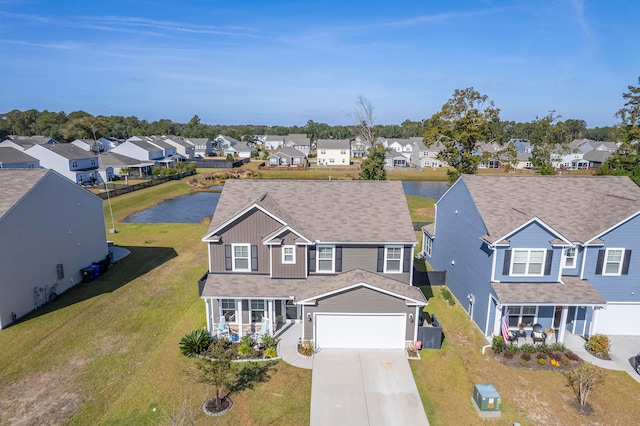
(217, 320), (229, 339)
(507, 330), (518, 344)
(530, 323), (547, 344)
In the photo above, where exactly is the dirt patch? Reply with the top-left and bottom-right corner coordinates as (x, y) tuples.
(414, 207), (434, 219)
(0, 358), (88, 425)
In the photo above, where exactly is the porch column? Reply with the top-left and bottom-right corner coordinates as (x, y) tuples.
(557, 306), (569, 343)
(267, 299), (274, 334)
(236, 299), (244, 337)
(205, 298), (212, 333)
(493, 306), (503, 337)
(589, 306), (600, 337)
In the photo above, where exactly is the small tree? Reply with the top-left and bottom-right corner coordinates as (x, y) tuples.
(360, 143), (387, 180)
(563, 362), (604, 409)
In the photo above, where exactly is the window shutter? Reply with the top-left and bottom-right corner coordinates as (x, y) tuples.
(502, 250), (511, 275)
(544, 250), (553, 275)
(224, 245), (232, 271)
(622, 250), (632, 275)
(377, 247), (384, 272)
(403, 246), (412, 272)
(251, 245), (258, 271)
(595, 249), (605, 275)
(335, 246), (342, 272)
(308, 246), (316, 273)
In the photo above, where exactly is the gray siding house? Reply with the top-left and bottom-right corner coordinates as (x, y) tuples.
(25, 144), (113, 184)
(199, 180), (426, 349)
(0, 147), (40, 169)
(0, 169), (108, 329)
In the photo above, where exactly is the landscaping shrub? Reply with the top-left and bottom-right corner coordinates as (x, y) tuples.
(536, 352), (547, 361)
(550, 351), (564, 362)
(503, 350), (514, 360)
(238, 342), (254, 356)
(179, 328), (212, 357)
(240, 335), (254, 347)
(521, 343), (536, 354)
(565, 350), (581, 362)
(505, 344), (519, 355)
(586, 334), (611, 357)
(261, 335), (277, 349)
(263, 347), (277, 358)
(561, 356), (571, 365)
(538, 357), (547, 365)
(536, 344), (552, 354)
(549, 342), (566, 353)
(519, 358), (528, 366)
(298, 341), (315, 357)
(492, 336), (504, 354)
(520, 353), (532, 362)
(440, 287), (455, 306)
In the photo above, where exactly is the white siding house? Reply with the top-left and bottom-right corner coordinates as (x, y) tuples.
(316, 139), (350, 165)
(0, 169), (109, 329)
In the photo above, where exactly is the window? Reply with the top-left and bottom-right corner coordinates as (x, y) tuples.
(317, 246), (334, 273)
(320, 149), (326, 155)
(90, 158), (97, 166)
(563, 247), (576, 268)
(329, 158), (335, 163)
(232, 244), (250, 271)
(384, 246), (403, 273)
(250, 299), (265, 323)
(341, 150), (346, 155)
(221, 299), (236, 322)
(511, 249), (545, 276)
(424, 236), (432, 257)
(604, 248), (624, 275)
(282, 245), (295, 264)
(507, 305), (537, 328)
(71, 160), (78, 168)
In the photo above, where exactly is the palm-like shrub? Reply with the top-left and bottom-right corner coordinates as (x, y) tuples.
(179, 328), (212, 357)
(261, 335), (277, 348)
(586, 334), (610, 357)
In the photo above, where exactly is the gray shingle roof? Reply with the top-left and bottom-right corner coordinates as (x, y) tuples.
(317, 139), (350, 150)
(0, 147), (39, 164)
(38, 144), (99, 160)
(98, 152), (153, 167)
(460, 175), (640, 243)
(492, 276), (606, 304)
(270, 147), (305, 158)
(0, 169), (49, 218)
(208, 180), (416, 243)
(201, 268), (427, 303)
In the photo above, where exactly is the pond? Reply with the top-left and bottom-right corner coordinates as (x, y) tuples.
(121, 192), (220, 223)
(122, 181), (448, 224)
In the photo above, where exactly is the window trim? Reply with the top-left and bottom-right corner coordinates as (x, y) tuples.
(510, 248), (546, 277)
(232, 243), (250, 272)
(250, 299), (266, 323)
(316, 245), (335, 273)
(562, 247), (576, 268)
(507, 305), (538, 328)
(282, 245), (296, 264)
(220, 298), (236, 323)
(603, 248), (625, 276)
(424, 236), (433, 257)
(384, 245), (403, 273)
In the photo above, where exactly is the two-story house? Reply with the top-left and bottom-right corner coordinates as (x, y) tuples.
(199, 180), (427, 349)
(0, 147), (40, 169)
(422, 175), (640, 342)
(284, 134), (311, 156)
(25, 144), (112, 184)
(111, 139), (164, 163)
(316, 139), (350, 166)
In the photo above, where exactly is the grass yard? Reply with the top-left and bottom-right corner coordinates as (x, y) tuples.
(411, 287), (640, 425)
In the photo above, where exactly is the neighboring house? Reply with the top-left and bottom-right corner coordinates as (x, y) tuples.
(185, 137), (213, 157)
(422, 175), (640, 343)
(199, 180), (427, 349)
(111, 139), (164, 163)
(510, 139), (532, 153)
(384, 138), (413, 159)
(583, 150), (612, 168)
(385, 151), (409, 168)
(515, 152), (533, 170)
(267, 147), (306, 166)
(351, 139), (371, 158)
(0, 169), (108, 329)
(71, 139), (106, 153)
(264, 135), (286, 151)
(475, 142), (502, 169)
(552, 148), (588, 170)
(97, 152), (154, 177)
(411, 140), (447, 168)
(0, 136), (59, 151)
(214, 135), (240, 151)
(570, 139), (618, 155)
(25, 144), (112, 183)
(161, 136), (196, 160)
(0, 147), (40, 169)
(146, 137), (179, 166)
(224, 141), (255, 159)
(284, 134), (311, 156)
(316, 139), (350, 165)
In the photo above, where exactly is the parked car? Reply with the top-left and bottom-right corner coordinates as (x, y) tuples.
(636, 353), (640, 375)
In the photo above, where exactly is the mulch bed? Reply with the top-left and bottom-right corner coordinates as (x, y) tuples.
(497, 349), (582, 371)
(203, 397), (233, 416)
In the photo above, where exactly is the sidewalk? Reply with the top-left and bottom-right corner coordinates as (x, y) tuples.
(275, 322), (312, 369)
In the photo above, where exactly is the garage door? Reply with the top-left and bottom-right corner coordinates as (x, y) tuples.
(314, 313), (406, 349)
(596, 304), (640, 335)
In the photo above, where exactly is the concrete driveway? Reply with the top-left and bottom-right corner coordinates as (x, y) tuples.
(609, 335), (640, 383)
(310, 349), (429, 426)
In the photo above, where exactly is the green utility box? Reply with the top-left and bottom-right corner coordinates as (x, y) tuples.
(473, 384), (500, 411)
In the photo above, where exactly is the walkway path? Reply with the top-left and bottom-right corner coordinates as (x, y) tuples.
(275, 322), (312, 369)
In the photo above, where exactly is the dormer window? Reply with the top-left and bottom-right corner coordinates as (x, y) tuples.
(562, 247), (576, 268)
(282, 245), (295, 264)
(510, 249), (545, 276)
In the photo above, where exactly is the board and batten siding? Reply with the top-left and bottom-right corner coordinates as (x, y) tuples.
(270, 230), (306, 278)
(430, 179), (494, 335)
(209, 208), (282, 274)
(0, 171), (108, 329)
(582, 213), (640, 303)
(302, 286), (414, 341)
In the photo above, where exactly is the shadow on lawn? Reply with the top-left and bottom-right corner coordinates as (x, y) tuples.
(15, 246), (178, 324)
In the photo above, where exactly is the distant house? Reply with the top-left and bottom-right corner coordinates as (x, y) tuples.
(145, 137), (180, 166)
(0, 169), (109, 329)
(224, 141), (256, 159)
(214, 135), (240, 151)
(510, 139), (532, 153)
(423, 175), (640, 342)
(384, 151), (408, 168)
(316, 139), (350, 165)
(111, 139), (164, 163)
(264, 135), (286, 151)
(284, 134), (311, 156)
(0, 136), (59, 151)
(411, 140), (447, 169)
(384, 138), (413, 159)
(25, 144), (113, 183)
(351, 139), (371, 158)
(97, 152), (154, 177)
(515, 152), (533, 170)
(161, 136), (196, 160)
(71, 139), (106, 153)
(583, 150), (612, 168)
(185, 137), (213, 157)
(0, 147), (40, 169)
(475, 142), (502, 169)
(268, 147), (306, 166)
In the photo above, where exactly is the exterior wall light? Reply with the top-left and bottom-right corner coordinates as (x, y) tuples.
(409, 314), (414, 323)
(307, 313), (312, 321)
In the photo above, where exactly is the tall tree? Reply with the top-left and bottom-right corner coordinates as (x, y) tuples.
(359, 143), (387, 180)
(349, 95), (376, 146)
(423, 87), (501, 183)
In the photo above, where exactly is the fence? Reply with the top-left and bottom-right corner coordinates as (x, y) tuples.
(412, 221), (433, 231)
(94, 171), (196, 200)
(413, 269), (446, 286)
(190, 158), (249, 168)
(417, 313), (443, 349)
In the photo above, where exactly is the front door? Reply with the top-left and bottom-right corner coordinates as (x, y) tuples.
(553, 306), (563, 330)
(285, 300), (299, 322)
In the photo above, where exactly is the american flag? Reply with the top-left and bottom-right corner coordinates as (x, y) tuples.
(501, 310), (510, 345)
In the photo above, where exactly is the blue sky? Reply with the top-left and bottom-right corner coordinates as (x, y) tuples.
(0, 0), (638, 127)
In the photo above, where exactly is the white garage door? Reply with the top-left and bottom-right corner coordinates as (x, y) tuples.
(314, 313), (406, 349)
(597, 304), (640, 335)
